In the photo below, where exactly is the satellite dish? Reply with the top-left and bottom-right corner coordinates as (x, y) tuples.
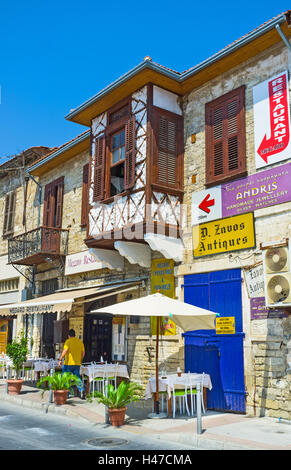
(265, 247), (288, 272)
(267, 274), (290, 303)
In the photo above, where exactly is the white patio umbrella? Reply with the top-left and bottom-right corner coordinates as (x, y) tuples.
(91, 292), (217, 417)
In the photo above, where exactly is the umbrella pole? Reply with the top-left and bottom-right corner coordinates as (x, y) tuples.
(155, 316), (160, 414)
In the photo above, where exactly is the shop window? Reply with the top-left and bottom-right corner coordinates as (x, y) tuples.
(42, 278), (58, 295)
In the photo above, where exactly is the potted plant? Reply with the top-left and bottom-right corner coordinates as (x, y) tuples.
(89, 381), (143, 426)
(6, 331), (28, 395)
(37, 371), (83, 405)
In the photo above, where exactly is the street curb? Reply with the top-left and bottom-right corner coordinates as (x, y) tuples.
(0, 392), (89, 423)
(0, 392), (261, 450)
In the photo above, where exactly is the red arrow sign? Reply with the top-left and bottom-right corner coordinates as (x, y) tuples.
(257, 73), (290, 164)
(199, 194), (215, 214)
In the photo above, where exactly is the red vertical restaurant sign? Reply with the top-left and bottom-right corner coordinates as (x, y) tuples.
(253, 71), (291, 169)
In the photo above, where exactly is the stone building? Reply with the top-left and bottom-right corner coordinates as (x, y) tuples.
(2, 10), (291, 418)
(0, 146), (51, 352)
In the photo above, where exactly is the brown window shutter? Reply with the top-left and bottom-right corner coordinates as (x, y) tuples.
(206, 86), (245, 185)
(3, 191), (16, 235)
(81, 163), (89, 227)
(93, 136), (106, 201)
(153, 109), (183, 189)
(124, 115), (136, 190)
(55, 177), (64, 228)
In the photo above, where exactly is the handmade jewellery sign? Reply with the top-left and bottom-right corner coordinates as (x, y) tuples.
(193, 212), (255, 258)
(253, 71), (291, 169)
(250, 297), (287, 320)
(191, 162), (291, 226)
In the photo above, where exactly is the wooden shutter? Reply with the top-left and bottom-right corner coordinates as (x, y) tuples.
(124, 115), (136, 190)
(43, 183), (53, 227)
(3, 191), (16, 235)
(206, 86), (246, 185)
(54, 177), (64, 228)
(43, 177), (64, 228)
(81, 163), (89, 227)
(153, 109), (183, 189)
(93, 136), (106, 201)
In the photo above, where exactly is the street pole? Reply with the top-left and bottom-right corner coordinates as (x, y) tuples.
(196, 383), (202, 435)
(105, 378), (109, 424)
(48, 368), (53, 403)
(6, 365), (10, 394)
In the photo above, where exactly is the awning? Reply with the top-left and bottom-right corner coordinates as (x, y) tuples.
(0, 281), (141, 317)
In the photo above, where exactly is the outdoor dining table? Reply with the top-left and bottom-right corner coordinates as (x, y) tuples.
(145, 372), (212, 417)
(80, 363), (129, 395)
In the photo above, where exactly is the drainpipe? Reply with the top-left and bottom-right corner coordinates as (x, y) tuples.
(275, 24), (291, 84)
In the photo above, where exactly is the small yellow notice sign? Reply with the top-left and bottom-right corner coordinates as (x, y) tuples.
(193, 212), (255, 258)
(151, 258), (176, 335)
(216, 316), (235, 334)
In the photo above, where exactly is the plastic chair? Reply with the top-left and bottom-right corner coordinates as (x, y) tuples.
(170, 377), (190, 419)
(106, 362), (119, 389)
(150, 374), (168, 414)
(190, 372), (206, 415)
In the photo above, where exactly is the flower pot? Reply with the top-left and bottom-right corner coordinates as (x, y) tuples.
(108, 407), (126, 427)
(53, 390), (68, 405)
(7, 379), (24, 395)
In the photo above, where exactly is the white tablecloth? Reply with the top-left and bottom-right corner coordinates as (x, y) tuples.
(145, 373), (212, 400)
(22, 359), (59, 375)
(80, 363), (129, 382)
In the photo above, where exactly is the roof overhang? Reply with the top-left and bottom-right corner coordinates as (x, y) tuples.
(28, 130), (90, 176)
(65, 12), (291, 127)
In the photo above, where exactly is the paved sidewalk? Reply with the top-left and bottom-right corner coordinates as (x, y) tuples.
(1, 379), (291, 450)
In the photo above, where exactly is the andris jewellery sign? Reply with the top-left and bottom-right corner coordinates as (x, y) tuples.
(253, 71), (291, 169)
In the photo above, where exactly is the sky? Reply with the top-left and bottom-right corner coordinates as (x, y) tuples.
(0, 0), (290, 160)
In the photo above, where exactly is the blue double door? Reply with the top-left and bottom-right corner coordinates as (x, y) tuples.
(183, 268), (246, 413)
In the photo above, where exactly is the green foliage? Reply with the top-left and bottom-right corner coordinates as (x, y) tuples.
(88, 381), (143, 409)
(37, 372), (82, 396)
(6, 331), (28, 379)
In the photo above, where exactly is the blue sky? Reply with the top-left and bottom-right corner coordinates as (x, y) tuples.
(0, 0), (290, 160)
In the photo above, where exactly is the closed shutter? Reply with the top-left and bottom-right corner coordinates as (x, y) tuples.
(81, 163), (89, 227)
(124, 115), (136, 190)
(54, 177), (64, 228)
(3, 191), (16, 235)
(153, 109), (183, 189)
(206, 86), (246, 185)
(43, 177), (64, 228)
(43, 183), (53, 227)
(93, 136), (106, 201)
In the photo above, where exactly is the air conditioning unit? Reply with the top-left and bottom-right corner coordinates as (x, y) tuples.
(262, 241), (291, 307)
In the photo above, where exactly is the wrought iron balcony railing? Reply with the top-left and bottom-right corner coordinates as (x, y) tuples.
(8, 226), (69, 265)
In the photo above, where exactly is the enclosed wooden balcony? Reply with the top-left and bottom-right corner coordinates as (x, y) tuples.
(8, 226), (69, 266)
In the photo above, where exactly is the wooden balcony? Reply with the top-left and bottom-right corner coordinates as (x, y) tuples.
(8, 226), (69, 266)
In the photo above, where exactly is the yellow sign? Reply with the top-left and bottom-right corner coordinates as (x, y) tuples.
(193, 212), (255, 258)
(151, 258), (176, 335)
(69, 317), (84, 340)
(216, 316), (235, 334)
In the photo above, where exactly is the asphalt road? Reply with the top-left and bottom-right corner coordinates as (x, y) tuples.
(0, 400), (196, 453)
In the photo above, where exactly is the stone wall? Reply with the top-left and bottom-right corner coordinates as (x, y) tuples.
(180, 39), (291, 417)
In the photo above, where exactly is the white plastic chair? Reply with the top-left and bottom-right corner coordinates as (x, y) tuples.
(170, 376), (190, 419)
(190, 372), (206, 415)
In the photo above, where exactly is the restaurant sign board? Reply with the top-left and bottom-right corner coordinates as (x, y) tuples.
(253, 71), (291, 169)
(65, 250), (106, 276)
(193, 213), (255, 258)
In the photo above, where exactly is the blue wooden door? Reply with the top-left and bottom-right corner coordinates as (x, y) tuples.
(183, 269), (246, 413)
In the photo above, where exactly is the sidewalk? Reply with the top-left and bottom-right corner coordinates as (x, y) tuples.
(1, 379), (291, 450)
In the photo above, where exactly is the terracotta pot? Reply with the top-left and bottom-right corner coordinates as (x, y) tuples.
(53, 390), (68, 405)
(108, 407), (126, 427)
(7, 379), (24, 395)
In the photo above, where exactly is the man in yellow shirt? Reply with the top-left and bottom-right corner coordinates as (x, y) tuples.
(58, 329), (85, 398)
